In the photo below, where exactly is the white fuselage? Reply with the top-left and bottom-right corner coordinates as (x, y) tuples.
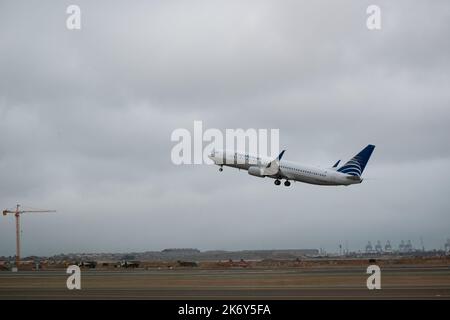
(209, 149), (362, 186)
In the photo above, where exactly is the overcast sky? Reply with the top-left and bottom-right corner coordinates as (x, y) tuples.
(0, 1), (449, 256)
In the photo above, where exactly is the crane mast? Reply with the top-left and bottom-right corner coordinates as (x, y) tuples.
(2, 204), (56, 267)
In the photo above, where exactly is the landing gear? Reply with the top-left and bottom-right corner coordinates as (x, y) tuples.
(284, 180), (291, 187)
(219, 166), (223, 172)
(274, 179), (281, 186)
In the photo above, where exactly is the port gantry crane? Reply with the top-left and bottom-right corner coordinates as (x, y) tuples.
(2, 204), (56, 267)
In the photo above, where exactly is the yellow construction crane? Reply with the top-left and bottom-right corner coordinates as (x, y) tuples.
(2, 204), (56, 267)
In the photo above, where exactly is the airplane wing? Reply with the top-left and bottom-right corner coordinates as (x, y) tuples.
(262, 150), (285, 176)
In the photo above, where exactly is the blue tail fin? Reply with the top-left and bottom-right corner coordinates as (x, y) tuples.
(337, 145), (375, 177)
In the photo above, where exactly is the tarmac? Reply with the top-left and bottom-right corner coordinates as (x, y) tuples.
(0, 266), (449, 299)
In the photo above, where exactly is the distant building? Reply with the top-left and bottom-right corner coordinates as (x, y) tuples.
(384, 240), (392, 253)
(399, 240), (406, 253)
(365, 241), (373, 253)
(375, 240), (383, 253)
(445, 238), (450, 254)
(406, 240), (413, 252)
(162, 248), (200, 254)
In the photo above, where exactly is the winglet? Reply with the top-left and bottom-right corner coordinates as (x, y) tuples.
(277, 150), (286, 161)
(332, 160), (341, 168)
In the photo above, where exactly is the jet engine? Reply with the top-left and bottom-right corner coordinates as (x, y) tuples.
(248, 166), (265, 177)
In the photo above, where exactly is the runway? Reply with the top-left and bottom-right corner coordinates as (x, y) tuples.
(1, 266), (449, 299)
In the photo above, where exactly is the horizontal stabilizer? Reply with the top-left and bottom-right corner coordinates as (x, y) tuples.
(332, 160), (341, 168)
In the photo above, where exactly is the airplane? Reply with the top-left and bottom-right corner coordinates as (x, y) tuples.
(208, 144), (375, 186)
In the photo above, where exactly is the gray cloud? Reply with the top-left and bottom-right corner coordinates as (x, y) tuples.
(0, 0), (449, 256)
